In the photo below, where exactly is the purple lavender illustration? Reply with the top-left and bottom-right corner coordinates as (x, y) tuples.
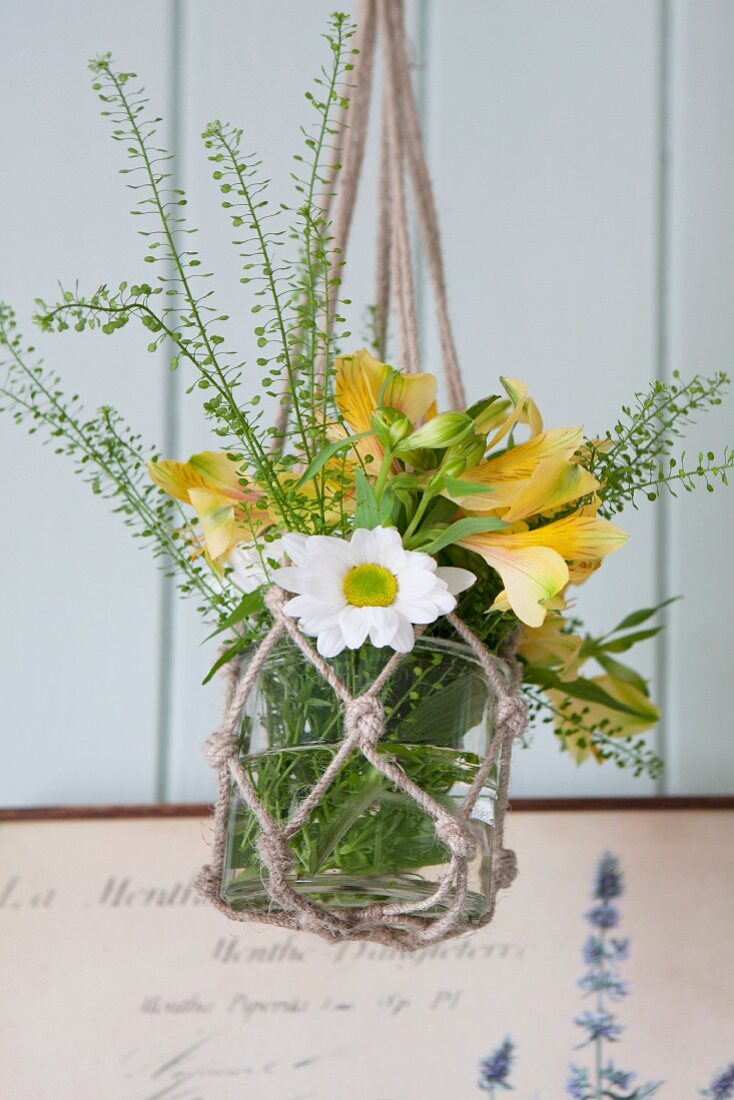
(566, 851), (661, 1099)
(478, 851), (730, 1097)
(478, 1036), (514, 1095)
(702, 1065), (734, 1099)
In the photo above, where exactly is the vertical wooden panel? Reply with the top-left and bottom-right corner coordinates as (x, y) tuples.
(0, 3), (173, 803)
(666, 0), (734, 792)
(422, 0), (661, 794)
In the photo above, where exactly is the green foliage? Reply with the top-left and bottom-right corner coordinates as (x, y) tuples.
(525, 683), (664, 779)
(32, 17), (357, 538)
(414, 515), (508, 555)
(0, 303), (233, 621)
(588, 371), (733, 516)
(519, 603), (674, 779)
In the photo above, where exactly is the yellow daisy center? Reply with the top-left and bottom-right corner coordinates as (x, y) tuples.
(343, 563), (398, 608)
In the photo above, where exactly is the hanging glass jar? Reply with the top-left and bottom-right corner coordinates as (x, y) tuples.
(219, 634), (509, 927)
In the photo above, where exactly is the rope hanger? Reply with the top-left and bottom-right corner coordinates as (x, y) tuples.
(274, 0), (466, 441)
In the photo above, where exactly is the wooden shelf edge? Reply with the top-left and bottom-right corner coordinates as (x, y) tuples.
(1, 796), (733, 822)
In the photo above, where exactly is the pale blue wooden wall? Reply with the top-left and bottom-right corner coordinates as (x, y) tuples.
(1, 0), (732, 805)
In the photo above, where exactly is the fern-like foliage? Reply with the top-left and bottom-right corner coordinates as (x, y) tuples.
(35, 54), (294, 518)
(200, 13), (356, 490)
(524, 686), (664, 780)
(33, 14), (356, 538)
(286, 15), (356, 440)
(0, 303), (234, 621)
(588, 371), (733, 517)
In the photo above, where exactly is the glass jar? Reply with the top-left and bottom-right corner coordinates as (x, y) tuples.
(220, 634), (507, 928)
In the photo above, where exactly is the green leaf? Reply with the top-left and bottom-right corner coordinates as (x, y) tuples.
(441, 477), (496, 498)
(602, 626), (662, 653)
(609, 596), (679, 634)
(377, 484), (400, 526)
(309, 772), (385, 870)
(424, 496), (461, 527)
(595, 653), (650, 696)
(294, 431), (372, 489)
(465, 394), (502, 420)
(523, 666), (654, 719)
(354, 469), (379, 530)
(204, 588), (265, 642)
(421, 516), (508, 555)
(396, 674), (488, 744)
(202, 635), (250, 685)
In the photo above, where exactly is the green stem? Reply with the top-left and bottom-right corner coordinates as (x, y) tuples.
(402, 489), (435, 545)
(298, 18), (347, 428)
(40, 296), (301, 530)
(373, 448), (396, 501)
(104, 66), (295, 526)
(215, 126), (314, 469)
(0, 311), (231, 614)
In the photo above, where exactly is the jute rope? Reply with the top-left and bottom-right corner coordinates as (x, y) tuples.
(276, 0), (466, 439)
(196, 587), (527, 951)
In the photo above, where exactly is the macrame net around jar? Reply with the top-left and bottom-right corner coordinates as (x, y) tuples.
(195, 0), (529, 951)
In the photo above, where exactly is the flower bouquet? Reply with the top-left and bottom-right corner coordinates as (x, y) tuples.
(1, 12), (731, 945)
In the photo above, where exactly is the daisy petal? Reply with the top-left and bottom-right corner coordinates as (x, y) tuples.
(403, 549), (438, 573)
(281, 594), (326, 619)
(368, 606), (399, 648)
(316, 626), (347, 659)
(391, 613), (416, 653)
(280, 532), (309, 565)
(303, 570), (344, 603)
(371, 526), (407, 572)
(303, 535), (355, 568)
(272, 566), (304, 594)
(349, 526), (377, 563)
(429, 588), (458, 615)
(393, 598), (445, 624)
(396, 565), (440, 601)
(338, 605), (371, 649)
(435, 566), (476, 596)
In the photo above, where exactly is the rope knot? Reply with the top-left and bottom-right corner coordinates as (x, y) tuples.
(345, 694), (385, 750)
(194, 865), (220, 901)
(495, 694), (528, 741)
(265, 585), (288, 617)
(256, 830), (293, 874)
(495, 847), (518, 889)
(435, 815), (477, 860)
(204, 730), (238, 770)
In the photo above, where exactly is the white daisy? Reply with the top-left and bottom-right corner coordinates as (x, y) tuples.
(227, 539), (283, 594)
(273, 526), (475, 658)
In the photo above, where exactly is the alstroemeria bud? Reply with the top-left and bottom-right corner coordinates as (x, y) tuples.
(395, 411), (475, 453)
(371, 406), (413, 449)
(458, 432), (488, 471)
(439, 453), (470, 480)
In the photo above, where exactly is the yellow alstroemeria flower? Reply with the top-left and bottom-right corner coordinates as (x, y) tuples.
(551, 675), (660, 765)
(516, 615), (583, 681)
(484, 376), (543, 451)
(334, 348), (437, 464)
(449, 427), (599, 519)
(148, 451), (269, 566)
(459, 511), (628, 627)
